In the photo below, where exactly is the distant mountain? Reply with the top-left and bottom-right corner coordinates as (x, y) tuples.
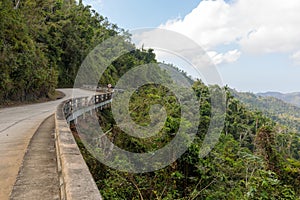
(231, 89), (300, 132)
(257, 91), (300, 107)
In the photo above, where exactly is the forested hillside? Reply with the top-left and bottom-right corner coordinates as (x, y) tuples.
(2, 0), (300, 199)
(232, 89), (300, 132)
(1, 0), (153, 103)
(257, 92), (300, 107)
(74, 81), (300, 199)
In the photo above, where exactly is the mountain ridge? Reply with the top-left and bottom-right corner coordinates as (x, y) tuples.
(231, 89), (300, 132)
(257, 91), (300, 107)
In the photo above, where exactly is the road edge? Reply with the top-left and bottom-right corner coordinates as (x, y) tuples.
(55, 101), (102, 200)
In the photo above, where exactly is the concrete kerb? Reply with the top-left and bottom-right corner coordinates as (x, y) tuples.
(55, 100), (102, 200)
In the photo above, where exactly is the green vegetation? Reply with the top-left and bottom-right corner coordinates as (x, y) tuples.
(0, 0), (132, 103)
(74, 80), (300, 199)
(2, 0), (300, 199)
(257, 91), (300, 107)
(232, 89), (300, 132)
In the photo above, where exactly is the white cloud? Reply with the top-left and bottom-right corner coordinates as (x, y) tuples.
(160, 0), (235, 50)
(291, 51), (300, 66)
(132, 28), (214, 70)
(131, 28), (225, 85)
(207, 49), (241, 65)
(160, 0), (300, 64)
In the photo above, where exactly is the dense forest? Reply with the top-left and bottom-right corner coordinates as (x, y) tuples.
(257, 92), (300, 108)
(74, 79), (300, 199)
(0, 0), (147, 103)
(232, 90), (300, 132)
(1, 0), (300, 199)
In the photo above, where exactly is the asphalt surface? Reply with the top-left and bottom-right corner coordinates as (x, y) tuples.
(10, 115), (59, 200)
(0, 89), (97, 200)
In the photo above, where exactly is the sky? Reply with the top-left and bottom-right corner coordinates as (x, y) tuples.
(83, 0), (300, 93)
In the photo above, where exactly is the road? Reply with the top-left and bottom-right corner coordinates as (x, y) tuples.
(0, 88), (96, 200)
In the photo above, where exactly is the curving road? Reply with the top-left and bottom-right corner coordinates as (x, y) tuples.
(0, 88), (97, 200)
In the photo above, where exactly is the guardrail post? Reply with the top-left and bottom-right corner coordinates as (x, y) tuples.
(55, 100), (103, 200)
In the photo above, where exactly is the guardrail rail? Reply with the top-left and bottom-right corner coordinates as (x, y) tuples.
(55, 93), (113, 200)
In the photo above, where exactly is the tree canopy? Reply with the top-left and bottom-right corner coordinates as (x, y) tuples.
(0, 0), (143, 103)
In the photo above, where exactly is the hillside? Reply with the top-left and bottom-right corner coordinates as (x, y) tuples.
(2, 0), (300, 199)
(1, 0), (154, 104)
(257, 92), (300, 107)
(74, 80), (300, 199)
(231, 89), (300, 132)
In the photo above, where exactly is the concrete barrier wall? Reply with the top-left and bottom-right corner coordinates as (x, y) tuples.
(55, 100), (103, 200)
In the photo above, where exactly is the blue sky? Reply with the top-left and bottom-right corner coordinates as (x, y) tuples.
(84, 0), (201, 29)
(83, 0), (300, 93)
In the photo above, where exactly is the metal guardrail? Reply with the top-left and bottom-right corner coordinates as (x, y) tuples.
(81, 85), (113, 93)
(81, 84), (125, 93)
(63, 93), (113, 123)
(55, 92), (113, 200)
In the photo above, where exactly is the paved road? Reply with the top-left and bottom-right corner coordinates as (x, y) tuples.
(10, 115), (60, 200)
(0, 89), (97, 200)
